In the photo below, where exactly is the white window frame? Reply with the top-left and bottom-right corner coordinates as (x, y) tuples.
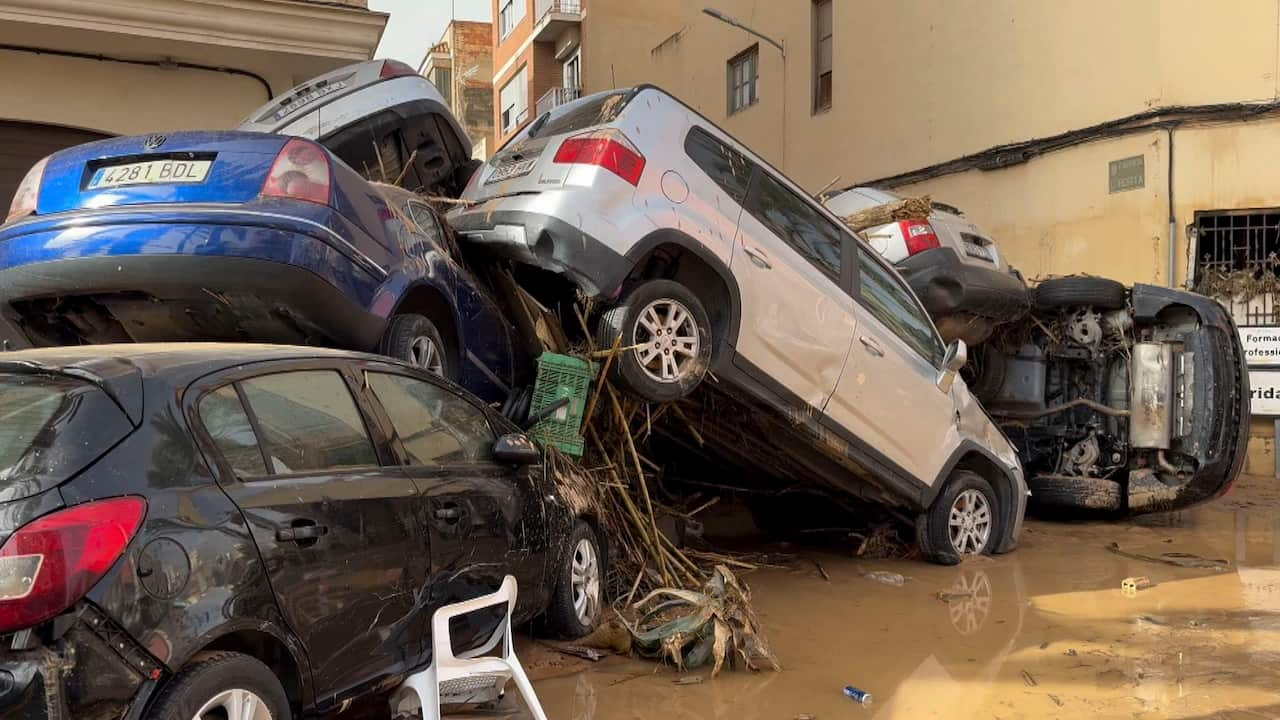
(727, 45), (759, 115)
(500, 66), (528, 135)
(813, 0), (833, 113)
(499, 0), (525, 40)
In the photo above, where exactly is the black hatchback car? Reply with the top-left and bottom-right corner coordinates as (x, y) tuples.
(0, 344), (604, 720)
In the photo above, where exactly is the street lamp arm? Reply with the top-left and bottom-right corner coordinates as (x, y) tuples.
(701, 8), (785, 57)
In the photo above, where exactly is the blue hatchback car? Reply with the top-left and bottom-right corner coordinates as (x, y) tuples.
(0, 131), (521, 403)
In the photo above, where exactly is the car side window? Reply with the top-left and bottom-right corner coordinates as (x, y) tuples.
(684, 127), (753, 204)
(406, 201), (445, 245)
(857, 248), (947, 367)
(746, 170), (844, 283)
(367, 372), (495, 465)
(199, 385), (268, 477)
(239, 370), (378, 474)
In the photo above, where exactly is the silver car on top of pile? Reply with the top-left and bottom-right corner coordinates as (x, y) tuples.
(449, 85), (1026, 564)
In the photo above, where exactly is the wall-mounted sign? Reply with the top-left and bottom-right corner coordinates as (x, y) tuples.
(1250, 369), (1280, 415)
(1239, 326), (1280, 366)
(1108, 155), (1145, 193)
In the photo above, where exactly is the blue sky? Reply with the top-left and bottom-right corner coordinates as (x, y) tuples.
(369, 0), (493, 69)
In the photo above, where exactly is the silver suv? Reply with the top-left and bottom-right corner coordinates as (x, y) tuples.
(449, 86), (1026, 562)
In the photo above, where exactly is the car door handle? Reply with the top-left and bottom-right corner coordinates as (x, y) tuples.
(859, 335), (885, 357)
(276, 523), (329, 543)
(743, 245), (772, 269)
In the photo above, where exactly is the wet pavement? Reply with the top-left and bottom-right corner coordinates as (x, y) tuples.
(531, 474), (1280, 719)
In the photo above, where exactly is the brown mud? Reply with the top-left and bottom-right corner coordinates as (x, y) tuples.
(529, 473), (1280, 719)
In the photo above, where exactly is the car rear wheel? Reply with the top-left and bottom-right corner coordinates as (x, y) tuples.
(917, 470), (999, 565)
(544, 520), (604, 638)
(145, 651), (289, 720)
(379, 313), (456, 381)
(596, 279), (713, 403)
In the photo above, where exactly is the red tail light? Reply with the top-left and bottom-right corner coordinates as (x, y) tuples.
(900, 219), (941, 256)
(5, 156), (49, 224)
(380, 60), (417, 79)
(553, 129), (646, 186)
(262, 138), (332, 205)
(0, 497), (146, 634)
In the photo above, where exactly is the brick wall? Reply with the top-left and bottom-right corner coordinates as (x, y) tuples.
(450, 20), (495, 154)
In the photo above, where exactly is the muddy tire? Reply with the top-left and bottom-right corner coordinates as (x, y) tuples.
(963, 344), (1007, 405)
(146, 651), (290, 720)
(379, 313), (456, 381)
(1028, 475), (1122, 512)
(596, 280), (712, 403)
(917, 471), (1000, 566)
(1033, 277), (1126, 311)
(545, 520), (604, 638)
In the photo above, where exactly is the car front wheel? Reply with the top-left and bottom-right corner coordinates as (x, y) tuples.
(917, 470), (1000, 565)
(145, 651), (289, 720)
(379, 313), (455, 381)
(545, 520), (604, 638)
(596, 279), (713, 403)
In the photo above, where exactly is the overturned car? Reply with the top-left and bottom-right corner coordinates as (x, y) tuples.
(970, 276), (1250, 514)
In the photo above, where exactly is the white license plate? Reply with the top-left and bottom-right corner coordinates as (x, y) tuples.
(962, 242), (993, 261)
(486, 158), (537, 184)
(89, 159), (212, 190)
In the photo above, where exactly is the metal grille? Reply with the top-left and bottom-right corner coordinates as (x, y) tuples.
(1194, 209), (1280, 326)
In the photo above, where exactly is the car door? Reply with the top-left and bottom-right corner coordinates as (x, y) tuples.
(825, 247), (959, 485)
(195, 365), (429, 703)
(359, 367), (545, 654)
(729, 159), (858, 409)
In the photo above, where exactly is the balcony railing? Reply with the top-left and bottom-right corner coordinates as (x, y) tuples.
(536, 86), (581, 117)
(534, 0), (583, 22)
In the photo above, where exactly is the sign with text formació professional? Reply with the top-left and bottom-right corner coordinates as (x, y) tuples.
(1240, 326), (1280, 367)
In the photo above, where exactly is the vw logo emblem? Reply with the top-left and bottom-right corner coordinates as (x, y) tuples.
(142, 134), (167, 151)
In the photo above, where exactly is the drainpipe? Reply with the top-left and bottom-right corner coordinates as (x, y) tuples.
(1166, 125), (1177, 288)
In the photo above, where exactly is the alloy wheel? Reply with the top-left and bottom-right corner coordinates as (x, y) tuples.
(948, 488), (992, 555)
(409, 334), (445, 376)
(192, 689), (273, 720)
(631, 298), (700, 384)
(570, 537), (600, 626)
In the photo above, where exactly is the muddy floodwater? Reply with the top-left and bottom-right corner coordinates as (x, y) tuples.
(528, 474), (1280, 719)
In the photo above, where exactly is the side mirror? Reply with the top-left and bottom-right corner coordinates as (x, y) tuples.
(937, 339), (968, 393)
(493, 433), (541, 465)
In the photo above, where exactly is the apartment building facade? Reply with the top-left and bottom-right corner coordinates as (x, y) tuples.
(0, 0), (386, 206)
(421, 20), (496, 160)
(491, 0), (584, 147)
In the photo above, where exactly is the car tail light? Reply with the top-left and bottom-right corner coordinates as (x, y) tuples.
(262, 138), (332, 205)
(5, 156), (49, 224)
(380, 60), (417, 79)
(900, 219), (941, 256)
(0, 497), (146, 634)
(553, 129), (646, 186)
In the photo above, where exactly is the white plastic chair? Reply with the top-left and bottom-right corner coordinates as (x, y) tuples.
(390, 575), (547, 720)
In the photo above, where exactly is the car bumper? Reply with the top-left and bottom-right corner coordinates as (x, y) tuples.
(1128, 285), (1250, 512)
(897, 247), (1029, 323)
(0, 610), (160, 720)
(0, 212), (386, 351)
(449, 203), (631, 299)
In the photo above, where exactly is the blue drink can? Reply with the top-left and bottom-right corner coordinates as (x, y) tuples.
(843, 686), (873, 705)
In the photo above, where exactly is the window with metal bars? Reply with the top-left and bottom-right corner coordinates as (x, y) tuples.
(1193, 209), (1280, 326)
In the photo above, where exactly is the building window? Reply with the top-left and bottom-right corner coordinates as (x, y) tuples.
(499, 0), (525, 40)
(813, 0), (833, 112)
(727, 45), (759, 115)
(500, 66), (528, 135)
(431, 67), (452, 109)
(1193, 209), (1280, 325)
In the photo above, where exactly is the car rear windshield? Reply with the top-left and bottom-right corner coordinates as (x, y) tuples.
(528, 90), (635, 140)
(0, 374), (131, 502)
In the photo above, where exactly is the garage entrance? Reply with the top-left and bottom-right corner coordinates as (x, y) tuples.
(0, 120), (109, 211)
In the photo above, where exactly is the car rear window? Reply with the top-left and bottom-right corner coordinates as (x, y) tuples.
(0, 374), (131, 501)
(528, 90), (634, 140)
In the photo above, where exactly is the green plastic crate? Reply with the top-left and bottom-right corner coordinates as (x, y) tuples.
(529, 352), (598, 456)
